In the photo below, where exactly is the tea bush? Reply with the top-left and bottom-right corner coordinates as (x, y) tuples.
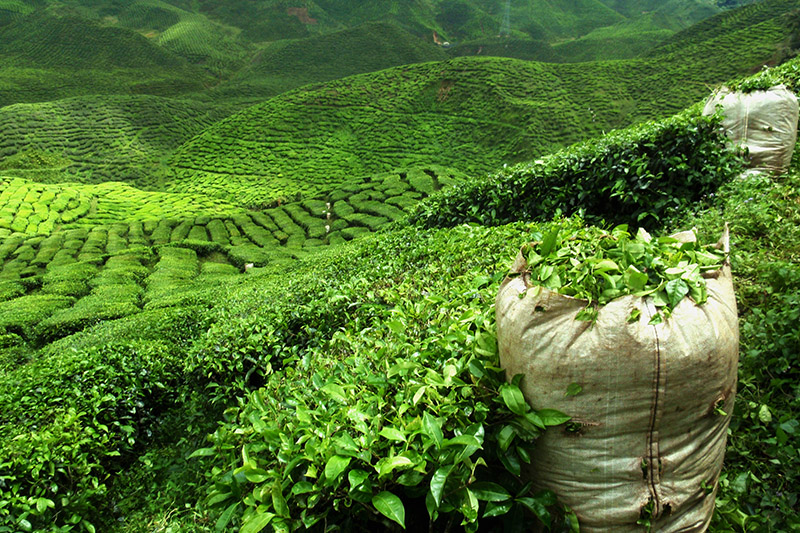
(178, 222), (595, 532)
(0, 293), (74, 339)
(0, 306), (211, 533)
(409, 109), (745, 230)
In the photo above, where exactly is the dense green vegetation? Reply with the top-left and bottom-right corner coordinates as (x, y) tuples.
(212, 22), (449, 100)
(172, 18), (790, 208)
(0, 0), (784, 110)
(0, 0), (799, 531)
(408, 109), (745, 230)
(0, 12), (212, 107)
(0, 95), (236, 188)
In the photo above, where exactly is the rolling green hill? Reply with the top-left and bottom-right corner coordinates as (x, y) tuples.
(0, 12), (184, 69)
(647, 0), (798, 57)
(0, 0), (762, 102)
(0, 12), (212, 106)
(211, 21), (449, 101)
(0, 94), (236, 188)
(552, 13), (678, 61)
(169, 2), (795, 208)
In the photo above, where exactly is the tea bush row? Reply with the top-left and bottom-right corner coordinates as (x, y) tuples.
(0, 178), (245, 236)
(408, 109), (745, 230)
(181, 221), (582, 532)
(0, 307), (212, 532)
(0, 178), (90, 233)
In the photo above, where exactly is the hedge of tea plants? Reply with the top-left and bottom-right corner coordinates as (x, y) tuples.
(408, 108), (745, 230)
(0, 95), (236, 188)
(0, 167), (460, 347)
(0, 12), (211, 108)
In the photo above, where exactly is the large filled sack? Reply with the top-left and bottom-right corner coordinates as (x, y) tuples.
(702, 85), (799, 174)
(496, 223), (738, 532)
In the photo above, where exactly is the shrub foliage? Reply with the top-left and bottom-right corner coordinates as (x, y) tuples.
(409, 110), (745, 230)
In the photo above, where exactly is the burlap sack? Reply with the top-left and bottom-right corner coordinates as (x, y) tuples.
(496, 228), (738, 532)
(702, 85), (799, 174)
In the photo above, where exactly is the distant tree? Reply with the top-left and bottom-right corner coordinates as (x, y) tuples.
(788, 9), (800, 50)
(436, 0), (472, 31)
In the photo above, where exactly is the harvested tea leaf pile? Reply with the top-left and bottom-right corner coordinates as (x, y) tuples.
(520, 220), (727, 323)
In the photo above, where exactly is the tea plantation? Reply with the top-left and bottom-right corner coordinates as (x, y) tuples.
(0, 0), (799, 531)
(0, 95), (237, 188)
(170, 11), (792, 208)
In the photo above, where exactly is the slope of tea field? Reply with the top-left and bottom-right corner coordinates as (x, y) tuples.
(0, 95), (237, 188)
(169, 2), (795, 208)
(0, 12), (212, 107)
(0, 4), (798, 531)
(210, 21), (449, 102)
(1, 63), (798, 528)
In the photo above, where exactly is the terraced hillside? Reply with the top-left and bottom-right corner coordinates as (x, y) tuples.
(169, 3), (796, 208)
(648, 0), (798, 57)
(552, 14), (678, 61)
(0, 0), (758, 107)
(0, 178), (245, 231)
(1, 59), (798, 529)
(0, 164), (465, 347)
(0, 95), (236, 187)
(212, 21), (449, 101)
(0, 1), (799, 530)
(0, 12), (211, 106)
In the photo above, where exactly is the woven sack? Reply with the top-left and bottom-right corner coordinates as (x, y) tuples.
(702, 85), (799, 174)
(496, 228), (738, 532)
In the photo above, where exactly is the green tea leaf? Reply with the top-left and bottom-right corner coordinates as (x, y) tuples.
(373, 491), (406, 529)
(322, 383), (349, 403)
(241, 512), (275, 533)
(422, 412), (444, 449)
(536, 409), (571, 426)
(497, 425), (516, 451)
(565, 383), (583, 397)
(470, 482), (511, 502)
(500, 382), (529, 415)
(540, 229), (559, 256)
(379, 427), (407, 442)
(245, 467), (270, 484)
(292, 481), (314, 495)
(666, 278), (690, 308)
(188, 447), (216, 458)
(483, 500), (513, 518)
(272, 482), (290, 518)
(377, 455), (414, 476)
(215, 502), (239, 531)
(758, 404), (773, 424)
(624, 265), (648, 292)
(430, 465), (452, 507)
(324, 455), (351, 483)
(444, 434), (482, 448)
(36, 497), (54, 513)
(460, 487), (480, 522)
